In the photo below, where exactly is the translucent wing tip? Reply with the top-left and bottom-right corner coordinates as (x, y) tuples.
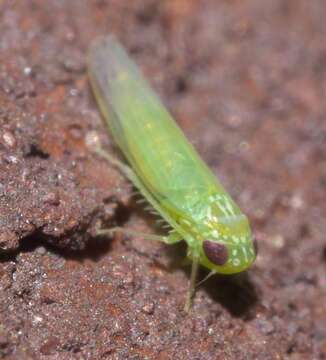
(88, 35), (125, 82)
(89, 34), (119, 59)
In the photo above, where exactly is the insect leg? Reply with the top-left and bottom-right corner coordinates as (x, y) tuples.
(184, 255), (200, 313)
(97, 226), (171, 243)
(95, 146), (184, 245)
(94, 146), (133, 177)
(167, 231), (183, 244)
(94, 149), (201, 311)
(196, 270), (217, 288)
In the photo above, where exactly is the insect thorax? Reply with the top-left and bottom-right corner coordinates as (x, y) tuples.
(179, 192), (254, 266)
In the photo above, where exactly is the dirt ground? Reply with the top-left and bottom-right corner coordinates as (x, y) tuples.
(0, 1), (325, 359)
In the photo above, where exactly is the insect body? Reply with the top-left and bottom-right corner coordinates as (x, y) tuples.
(88, 36), (257, 311)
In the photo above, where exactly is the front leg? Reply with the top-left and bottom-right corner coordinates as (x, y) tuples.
(184, 255), (200, 313)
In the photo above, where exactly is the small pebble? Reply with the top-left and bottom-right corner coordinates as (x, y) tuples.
(141, 302), (155, 315)
(33, 315), (43, 324)
(289, 194), (304, 209)
(3, 154), (18, 164)
(23, 67), (32, 76)
(238, 141), (250, 152)
(270, 234), (284, 249)
(2, 131), (17, 149)
(36, 246), (47, 255)
(0, 183), (5, 196)
(85, 131), (101, 149)
(255, 318), (275, 335)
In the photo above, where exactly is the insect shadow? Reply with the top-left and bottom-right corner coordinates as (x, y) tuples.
(3, 197), (132, 263)
(200, 271), (258, 319)
(162, 243), (258, 318)
(2, 228), (114, 263)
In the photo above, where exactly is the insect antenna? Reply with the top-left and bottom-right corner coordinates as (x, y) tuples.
(196, 270), (217, 288)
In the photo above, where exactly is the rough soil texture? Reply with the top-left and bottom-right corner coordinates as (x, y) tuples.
(0, 1), (325, 359)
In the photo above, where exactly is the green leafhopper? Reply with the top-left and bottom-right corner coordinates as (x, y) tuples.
(88, 36), (257, 311)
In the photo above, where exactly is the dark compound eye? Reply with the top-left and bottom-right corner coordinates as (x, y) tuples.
(203, 240), (228, 266)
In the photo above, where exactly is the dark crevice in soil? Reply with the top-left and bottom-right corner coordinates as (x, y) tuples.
(25, 143), (50, 159)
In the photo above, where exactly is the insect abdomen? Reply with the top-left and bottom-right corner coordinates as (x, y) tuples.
(89, 37), (221, 199)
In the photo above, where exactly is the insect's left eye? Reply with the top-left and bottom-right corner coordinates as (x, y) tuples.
(203, 240), (228, 266)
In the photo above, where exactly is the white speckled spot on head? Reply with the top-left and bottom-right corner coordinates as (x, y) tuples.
(223, 195), (236, 216)
(206, 206), (212, 220)
(217, 202), (229, 217)
(241, 246), (249, 261)
(232, 258), (240, 266)
(211, 229), (219, 238)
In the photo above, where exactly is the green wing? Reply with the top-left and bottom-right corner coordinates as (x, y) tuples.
(88, 36), (240, 218)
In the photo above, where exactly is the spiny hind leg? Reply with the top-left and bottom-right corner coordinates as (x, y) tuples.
(94, 146), (183, 245)
(86, 131), (130, 175)
(94, 146), (133, 179)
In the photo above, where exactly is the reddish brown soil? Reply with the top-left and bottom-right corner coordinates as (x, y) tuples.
(0, 1), (325, 359)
